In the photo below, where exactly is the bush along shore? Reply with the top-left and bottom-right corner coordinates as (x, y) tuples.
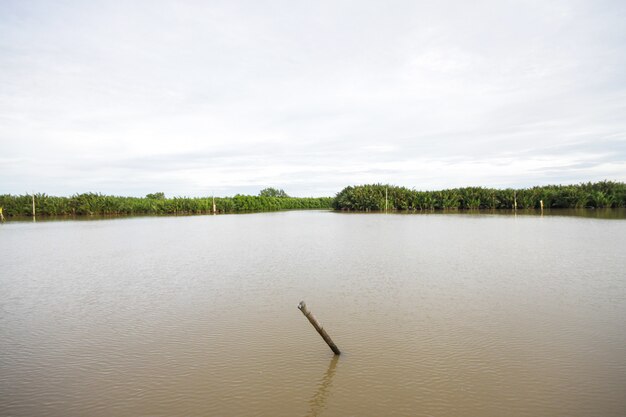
(0, 193), (333, 218)
(2, 181), (624, 218)
(332, 181), (626, 211)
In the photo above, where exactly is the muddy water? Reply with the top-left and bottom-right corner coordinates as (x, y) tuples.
(1, 211), (625, 416)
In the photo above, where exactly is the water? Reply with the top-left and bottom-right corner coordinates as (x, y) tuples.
(1, 211), (625, 416)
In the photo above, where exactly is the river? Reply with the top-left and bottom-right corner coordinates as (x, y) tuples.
(1, 210), (625, 416)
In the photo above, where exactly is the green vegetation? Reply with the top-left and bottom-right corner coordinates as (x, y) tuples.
(258, 187), (289, 198)
(0, 192), (332, 218)
(332, 181), (626, 211)
(2, 181), (624, 218)
(145, 192), (165, 200)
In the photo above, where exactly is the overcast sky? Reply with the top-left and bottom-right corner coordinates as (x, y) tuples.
(1, 0), (625, 197)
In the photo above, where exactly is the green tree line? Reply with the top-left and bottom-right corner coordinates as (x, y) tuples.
(332, 181), (626, 211)
(0, 193), (333, 217)
(3, 181), (624, 217)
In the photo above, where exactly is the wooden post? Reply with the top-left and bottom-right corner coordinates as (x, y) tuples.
(513, 191), (517, 211)
(540, 200), (544, 211)
(0, 206), (4, 222)
(298, 301), (341, 355)
(32, 193), (36, 218)
(385, 187), (388, 212)
(212, 195), (216, 214)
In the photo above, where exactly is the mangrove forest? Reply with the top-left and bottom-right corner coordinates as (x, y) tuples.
(0, 192), (332, 218)
(2, 181), (625, 218)
(332, 181), (626, 211)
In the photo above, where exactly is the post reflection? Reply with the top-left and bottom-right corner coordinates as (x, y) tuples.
(306, 355), (339, 417)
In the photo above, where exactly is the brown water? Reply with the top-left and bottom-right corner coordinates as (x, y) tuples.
(1, 211), (625, 416)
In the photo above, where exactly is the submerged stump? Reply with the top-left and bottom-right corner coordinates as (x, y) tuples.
(297, 301), (341, 355)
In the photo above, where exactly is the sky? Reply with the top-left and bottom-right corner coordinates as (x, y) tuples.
(1, 0), (625, 197)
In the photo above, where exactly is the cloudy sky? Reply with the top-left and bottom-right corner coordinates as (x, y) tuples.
(1, 0), (625, 197)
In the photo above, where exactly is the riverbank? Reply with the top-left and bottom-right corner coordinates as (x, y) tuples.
(333, 181), (626, 211)
(0, 193), (333, 218)
(2, 181), (625, 218)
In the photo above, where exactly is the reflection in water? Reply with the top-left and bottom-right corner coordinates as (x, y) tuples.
(306, 356), (339, 417)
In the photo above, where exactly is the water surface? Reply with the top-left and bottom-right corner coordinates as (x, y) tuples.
(1, 211), (625, 416)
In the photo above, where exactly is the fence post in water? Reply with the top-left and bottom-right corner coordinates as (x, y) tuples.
(297, 301), (341, 355)
(385, 187), (388, 212)
(32, 193), (36, 218)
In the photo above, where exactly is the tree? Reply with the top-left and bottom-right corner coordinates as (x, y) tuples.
(146, 192), (165, 200)
(258, 187), (289, 198)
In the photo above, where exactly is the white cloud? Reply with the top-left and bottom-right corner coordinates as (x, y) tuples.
(1, 0), (625, 197)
